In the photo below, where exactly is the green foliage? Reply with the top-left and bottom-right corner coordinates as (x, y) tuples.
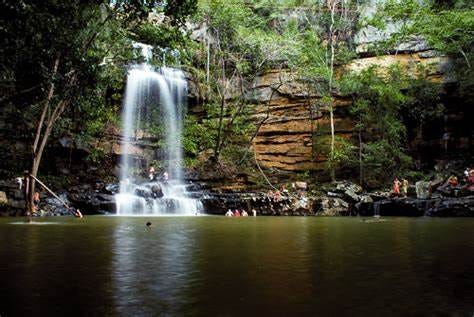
(402, 70), (445, 124)
(369, 0), (473, 55)
(0, 0), (198, 167)
(327, 136), (357, 171)
(342, 65), (414, 185)
(185, 0), (292, 166)
(183, 115), (212, 155)
(87, 148), (106, 164)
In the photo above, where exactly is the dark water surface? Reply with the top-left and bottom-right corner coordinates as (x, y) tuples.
(1, 216), (474, 316)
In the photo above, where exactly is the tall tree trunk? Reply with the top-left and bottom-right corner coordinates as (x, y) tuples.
(358, 123), (363, 185)
(26, 72), (76, 215)
(328, 0), (337, 182)
(26, 55), (60, 215)
(27, 99), (68, 214)
(24, 13), (107, 214)
(213, 52), (226, 161)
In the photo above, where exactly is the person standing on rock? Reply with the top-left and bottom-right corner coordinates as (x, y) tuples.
(148, 166), (156, 181)
(401, 179), (409, 197)
(392, 178), (401, 197)
(466, 170), (474, 192)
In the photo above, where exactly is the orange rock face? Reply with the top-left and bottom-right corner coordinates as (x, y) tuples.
(249, 52), (450, 171)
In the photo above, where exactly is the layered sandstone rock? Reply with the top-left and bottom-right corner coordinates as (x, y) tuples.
(247, 49), (454, 172)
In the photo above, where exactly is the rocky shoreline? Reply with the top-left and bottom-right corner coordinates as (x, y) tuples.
(1, 178), (473, 217)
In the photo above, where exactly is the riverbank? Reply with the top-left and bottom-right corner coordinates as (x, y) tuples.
(1, 178), (473, 217)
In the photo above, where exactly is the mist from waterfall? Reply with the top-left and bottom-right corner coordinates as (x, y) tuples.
(115, 43), (202, 215)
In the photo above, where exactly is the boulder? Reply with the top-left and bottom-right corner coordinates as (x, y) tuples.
(331, 181), (363, 203)
(295, 181), (307, 190)
(0, 191), (8, 205)
(200, 191), (313, 216)
(105, 183), (119, 194)
(335, 181), (363, 194)
(43, 194), (71, 216)
(427, 196), (474, 217)
(7, 199), (25, 210)
(360, 194), (373, 203)
(69, 189), (116, 214)
(352, 196), (474, 217)
(315, 197), (349, 216)
(415, 181), (431, 199)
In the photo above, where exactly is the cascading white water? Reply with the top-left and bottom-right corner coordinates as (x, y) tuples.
(115, 43), (202, 215)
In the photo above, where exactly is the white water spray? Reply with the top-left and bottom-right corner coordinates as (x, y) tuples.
(115, 43), (202, 215)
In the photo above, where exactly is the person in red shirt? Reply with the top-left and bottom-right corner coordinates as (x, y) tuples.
(392, 178), (401, 196)
(447, 175), (458, 187)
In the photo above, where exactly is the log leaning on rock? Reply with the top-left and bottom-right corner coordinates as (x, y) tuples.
(29, 174), (74, 215)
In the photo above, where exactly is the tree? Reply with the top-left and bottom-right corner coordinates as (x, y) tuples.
(341, 65), (412, 186)
(192, 0), (281, 164)
(286, 0), (360, 180)
(0, 0), (197, 215)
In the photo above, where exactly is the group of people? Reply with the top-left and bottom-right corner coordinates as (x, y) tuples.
(437, 167), (474, 195)
(266, 184), (289, 202)
(267, 184), (308, 208)
(393, 167), (474, 198)
(225, 209), (257, 217)
(392, 178), (410, 197)
(148, 166), (169, 183)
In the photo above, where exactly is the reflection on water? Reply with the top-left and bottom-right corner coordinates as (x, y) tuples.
(9, 221), (61, 225)
(112, 218), (197, 315)
(0, 216), (473, 316)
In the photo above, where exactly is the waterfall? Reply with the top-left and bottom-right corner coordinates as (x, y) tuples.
(115, 43), (202, 215)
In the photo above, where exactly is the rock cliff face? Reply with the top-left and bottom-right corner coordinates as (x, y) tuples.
(244, 50), (470, 172)
(1, 37), (471, 188)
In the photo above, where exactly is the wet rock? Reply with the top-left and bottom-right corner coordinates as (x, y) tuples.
(427, 196), (474, 217)
(369, 191), (391, 201)
(43, 194), (71, 216)
(352, 196), (474, 217)
(201, 192), (312, 216)
(328, 181), (363, 203)
(335, 181), (363, 194)
(105, 183), (119, 194)
(360, 194), (373, 203)
(69, 190), (116, 214)
(314, 197), (349, 216)
(151, 185), (164, 199)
